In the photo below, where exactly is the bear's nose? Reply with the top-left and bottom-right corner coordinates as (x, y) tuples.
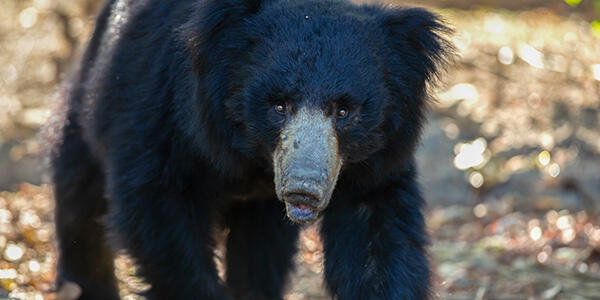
(283, 191), (320, 207)
(282, 166), (328, 185)
(282, 179), (323, 204)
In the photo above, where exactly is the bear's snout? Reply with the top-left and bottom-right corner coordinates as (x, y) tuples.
(273, 107), (343, 223)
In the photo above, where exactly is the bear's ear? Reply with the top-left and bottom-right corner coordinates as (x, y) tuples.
(380, 7), (454, 86)
(180, 0), (277, 73)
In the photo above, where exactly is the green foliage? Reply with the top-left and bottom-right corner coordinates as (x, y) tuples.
(592, 20), (600, 37)
(595, 0), (600, 36)
(564, 0), (600, 37)
(564, 0), (583, 7)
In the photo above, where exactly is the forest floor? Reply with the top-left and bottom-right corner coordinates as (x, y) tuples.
(0, 0), (600, 299)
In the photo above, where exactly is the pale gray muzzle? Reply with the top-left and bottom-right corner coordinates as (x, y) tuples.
(273, 107), (342, 223)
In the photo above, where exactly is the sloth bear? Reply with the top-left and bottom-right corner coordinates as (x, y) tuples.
(51, 0), (452, 299)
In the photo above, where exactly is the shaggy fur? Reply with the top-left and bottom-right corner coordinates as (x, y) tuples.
(51, 0), (452, 299)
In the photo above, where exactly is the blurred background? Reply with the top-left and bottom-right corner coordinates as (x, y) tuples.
(0, 0), (599, 299)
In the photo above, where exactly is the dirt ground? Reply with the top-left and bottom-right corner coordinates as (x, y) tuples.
(0, 0), (599, 299)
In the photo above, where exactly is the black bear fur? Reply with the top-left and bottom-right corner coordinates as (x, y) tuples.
(50, 0), (453, 299)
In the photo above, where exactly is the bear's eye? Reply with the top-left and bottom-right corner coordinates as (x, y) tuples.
(274, 104), (286, 115)
(336, 107), (349, 119)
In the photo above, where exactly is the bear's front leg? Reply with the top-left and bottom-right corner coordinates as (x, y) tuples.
(224, 200), (300, 300)
(320, 180), (431, 300)
(105, 158), (228, 299)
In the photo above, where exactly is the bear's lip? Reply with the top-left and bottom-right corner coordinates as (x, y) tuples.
(285, 201), (319, 223)
(283, 192), (320, 223)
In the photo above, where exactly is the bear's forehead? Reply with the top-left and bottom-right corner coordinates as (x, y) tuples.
(245, 2), (388, 103)
(254, 1), (382, 46)
(254, 14), (380, 70)
(250, 47), (385, 107)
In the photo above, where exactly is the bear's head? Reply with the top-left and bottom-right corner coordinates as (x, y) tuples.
(182, 0), (453, 223)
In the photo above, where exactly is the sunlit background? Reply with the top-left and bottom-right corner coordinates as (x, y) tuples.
(0, 0), (599, 299)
